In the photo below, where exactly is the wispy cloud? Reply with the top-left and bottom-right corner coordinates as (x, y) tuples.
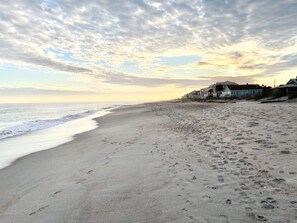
(0, 87), (98, 96)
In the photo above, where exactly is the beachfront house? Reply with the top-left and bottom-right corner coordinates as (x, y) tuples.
(184, 90), (202, 100)
(221, 84), (263, 98)
(278, 77), (297, 99)
(199, 81), (238, 99)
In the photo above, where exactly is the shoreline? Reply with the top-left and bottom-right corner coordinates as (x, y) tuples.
(0, 101), (296, 222)
(0, 102), (152, 171)
(0, 108), (113, 170)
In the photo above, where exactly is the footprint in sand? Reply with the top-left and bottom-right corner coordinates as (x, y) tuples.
(280, 150), (291, 154)
(218, 215), (229, 223)
(245, 207), (259, 221)
(87, 170), (93, 174)
(202, 195), (211, 200)
(189, 215), (194, 220)
(76, 179), (87, 184)
(240, 183), (250, 191)
(260, 197), (277, 210)
(181, 207), (187, 212)
(272, 178), (286, 184)
(205, 215), (229, 223)
(29, 205), (49, 216)
(217, 175), (224, 183)
(52, 190), (62, 197)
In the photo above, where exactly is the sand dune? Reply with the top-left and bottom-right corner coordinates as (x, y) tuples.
(0, 101), (296, 222)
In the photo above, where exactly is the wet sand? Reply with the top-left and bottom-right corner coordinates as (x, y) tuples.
(0, 101), (296, 222)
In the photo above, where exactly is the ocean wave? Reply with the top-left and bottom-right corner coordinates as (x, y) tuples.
(0, 110), (97, 140)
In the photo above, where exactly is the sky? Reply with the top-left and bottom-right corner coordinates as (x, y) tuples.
(0, 0), (297, 103)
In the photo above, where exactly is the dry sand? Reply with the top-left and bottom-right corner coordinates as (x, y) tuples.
(0, 101), (296, 223)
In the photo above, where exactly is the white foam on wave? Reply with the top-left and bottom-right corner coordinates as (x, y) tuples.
(0, 110), (96, 140)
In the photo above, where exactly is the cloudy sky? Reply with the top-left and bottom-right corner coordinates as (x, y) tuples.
(1, 0), (297, 102)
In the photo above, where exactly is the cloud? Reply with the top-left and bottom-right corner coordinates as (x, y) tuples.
(0, 0), (297, 88)
(0, 87), (98, 96)
(90, 68), (215, 87)
(198, 75), (258, 85)
(0, 39), (92, 74)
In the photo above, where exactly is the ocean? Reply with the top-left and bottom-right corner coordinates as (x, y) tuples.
(0, 102), (129, 169)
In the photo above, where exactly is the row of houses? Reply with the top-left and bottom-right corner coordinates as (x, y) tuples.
(184, 81), (264, 100)
(184, 77), (297, 100)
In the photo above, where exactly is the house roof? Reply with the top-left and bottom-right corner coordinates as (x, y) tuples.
(279, 84), (297, 88)
(278, 78), (297, 88)
(227, 85), (263, 90)
(201, 81), (238, 91)
(286, 78), (297, 85)
(287, 78), (297, 84)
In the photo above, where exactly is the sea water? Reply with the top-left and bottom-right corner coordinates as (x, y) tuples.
(0, 102), (127, 169)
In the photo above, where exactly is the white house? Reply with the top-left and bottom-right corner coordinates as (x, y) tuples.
(221, 84), (263, 98)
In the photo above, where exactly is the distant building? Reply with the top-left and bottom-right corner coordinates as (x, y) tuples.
(221, 84), (263, 98)
(184, 90), (202, 100)
(192, 81), (238, 99)
(278, 77), (297, 99)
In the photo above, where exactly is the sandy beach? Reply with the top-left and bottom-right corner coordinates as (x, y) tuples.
(0, 101), (296, 223)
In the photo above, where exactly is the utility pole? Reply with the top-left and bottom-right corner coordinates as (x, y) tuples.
(274, 79), (276, 88)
